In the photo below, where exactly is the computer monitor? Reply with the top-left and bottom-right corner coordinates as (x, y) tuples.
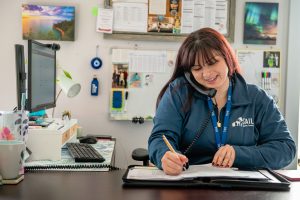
(15, 44), (27, 110)
(27, 40), (56, 112)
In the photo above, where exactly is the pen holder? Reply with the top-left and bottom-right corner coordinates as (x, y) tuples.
(0, 110), (28, 178)
(0, 111), (29, 143)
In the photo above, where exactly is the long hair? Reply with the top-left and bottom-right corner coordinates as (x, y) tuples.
(156, 28), (241, 109)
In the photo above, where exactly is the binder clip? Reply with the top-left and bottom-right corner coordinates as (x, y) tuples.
(139, 117), (144, 124)
(132, 117), (144, 124)
(132, 117), (138, 124)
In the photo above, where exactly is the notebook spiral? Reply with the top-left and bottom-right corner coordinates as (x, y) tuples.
(25, 164), (120, 172)
(24, 140), (117, 172)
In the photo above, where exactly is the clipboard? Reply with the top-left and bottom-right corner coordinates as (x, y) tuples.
(122, 165), (291, 191)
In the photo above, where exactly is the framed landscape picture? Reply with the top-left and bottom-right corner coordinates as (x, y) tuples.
(22, 4), (75, 41)
(243, 2), (279, 45)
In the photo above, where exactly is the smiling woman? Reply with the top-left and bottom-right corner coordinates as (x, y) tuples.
(148, 28), (296, 176)
(192, 56), (229, 96)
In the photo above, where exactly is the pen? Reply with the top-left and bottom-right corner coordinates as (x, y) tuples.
(57, 125), (64, 130)
(124, 91), (129, 112)
(20, 92), (26, 142)
(261, 72), (265, 90)
(162, 135), (176, 153)
(268, 72), (272, 90)
(162, 134), (188, 170)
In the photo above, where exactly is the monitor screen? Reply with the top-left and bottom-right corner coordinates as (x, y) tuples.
(28, 40), (56, 112)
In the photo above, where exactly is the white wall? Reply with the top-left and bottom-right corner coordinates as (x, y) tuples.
(0, 0), (294, 169)
(285, 0), (300, 169)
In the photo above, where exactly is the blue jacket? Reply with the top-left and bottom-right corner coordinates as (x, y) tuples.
(148, 74), (296, 170)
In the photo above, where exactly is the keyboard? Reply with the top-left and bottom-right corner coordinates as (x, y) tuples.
(66, 143), (105, 163)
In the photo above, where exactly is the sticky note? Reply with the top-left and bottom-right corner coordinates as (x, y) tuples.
(92, 6), (98, 16)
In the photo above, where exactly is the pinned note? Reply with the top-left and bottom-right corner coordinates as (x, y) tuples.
(91, 6), (98, 16)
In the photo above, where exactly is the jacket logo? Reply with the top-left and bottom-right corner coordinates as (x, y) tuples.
(232, 117), (254, 127)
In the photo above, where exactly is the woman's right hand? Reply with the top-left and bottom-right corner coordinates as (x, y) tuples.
(161, 151), (188, 175)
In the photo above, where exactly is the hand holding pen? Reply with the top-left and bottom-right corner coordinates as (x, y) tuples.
(161, 135), (189, 176)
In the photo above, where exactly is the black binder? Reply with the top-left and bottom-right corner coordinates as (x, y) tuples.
(122, 166), (291, 190)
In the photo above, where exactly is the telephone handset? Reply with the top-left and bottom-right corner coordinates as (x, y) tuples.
(184, 72), (217, 98)
(182, 71), (215, 155)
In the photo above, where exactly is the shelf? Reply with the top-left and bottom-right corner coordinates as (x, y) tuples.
(104, 31), (188, 42)
(103, 0), (236, 43)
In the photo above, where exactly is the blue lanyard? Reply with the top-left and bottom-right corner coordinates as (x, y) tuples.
(207, 81), (232, 149)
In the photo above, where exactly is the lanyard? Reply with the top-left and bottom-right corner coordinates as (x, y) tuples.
(207, 81), (232, 149)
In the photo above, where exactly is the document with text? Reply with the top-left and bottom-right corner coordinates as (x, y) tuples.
(127, 164), (268, 181)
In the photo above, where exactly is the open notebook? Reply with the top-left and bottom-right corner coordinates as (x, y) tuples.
(126, 164), (268, 181)
(123, 164), (291, 190)
(24, 140), (116, 172)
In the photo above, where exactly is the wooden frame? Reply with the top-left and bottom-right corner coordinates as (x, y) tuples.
(103, 0), (236, 43)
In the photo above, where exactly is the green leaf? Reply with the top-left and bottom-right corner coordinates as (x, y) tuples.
(63, 70), (72, 79)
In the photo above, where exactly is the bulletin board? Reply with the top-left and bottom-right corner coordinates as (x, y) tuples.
(236, 49), (281, 106)
(103, 0), (236, 42)
(109, 48), (176, 121)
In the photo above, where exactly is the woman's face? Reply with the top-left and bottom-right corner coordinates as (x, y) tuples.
(191, 54), (229, 90)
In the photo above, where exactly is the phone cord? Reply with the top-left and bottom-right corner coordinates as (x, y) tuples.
(183, 110), (211, 155)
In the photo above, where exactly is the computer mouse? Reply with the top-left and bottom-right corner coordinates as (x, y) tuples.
(79, 136), (98, 144)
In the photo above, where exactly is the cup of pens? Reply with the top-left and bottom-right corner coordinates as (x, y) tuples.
(0, 111), (29, 142)
(0, 111), (28, 180)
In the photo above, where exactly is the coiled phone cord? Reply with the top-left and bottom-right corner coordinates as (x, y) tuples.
(183, 110), (211, 155)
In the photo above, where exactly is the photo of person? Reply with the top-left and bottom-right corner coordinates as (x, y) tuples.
(263, 51), (280, 68)
(112, 64), (128, 88)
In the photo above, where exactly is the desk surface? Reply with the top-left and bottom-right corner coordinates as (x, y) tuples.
(1, 170), (300, 200)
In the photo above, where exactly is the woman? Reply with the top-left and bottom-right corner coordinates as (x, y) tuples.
(148, 28), (296, 175)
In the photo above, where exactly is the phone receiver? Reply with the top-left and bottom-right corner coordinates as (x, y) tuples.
(184, 72), (216, 98)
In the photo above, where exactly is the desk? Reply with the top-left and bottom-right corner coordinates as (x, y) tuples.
(1, 171), (300, 200)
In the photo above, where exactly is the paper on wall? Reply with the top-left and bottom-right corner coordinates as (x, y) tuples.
(113, 2), (148, 33)
(149, 0), (166, 15)
(128, 50), (167, 73)
(96, 8), (114, 33)
(112, 49), (130, 63)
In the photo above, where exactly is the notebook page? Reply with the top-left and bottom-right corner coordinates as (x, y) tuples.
(127, 166), (183, 180)
(182, 164), (268, 180)
(127, 164), (268, 181)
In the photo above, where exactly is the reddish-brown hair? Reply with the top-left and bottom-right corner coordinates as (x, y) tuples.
(156, 28), (241, 108)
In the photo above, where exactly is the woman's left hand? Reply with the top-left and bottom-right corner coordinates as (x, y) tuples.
(212, 144), (235, 168)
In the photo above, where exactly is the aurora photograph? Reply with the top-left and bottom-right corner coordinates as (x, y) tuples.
(243, 2), (279, 45)
(22, 4), (75, 41)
